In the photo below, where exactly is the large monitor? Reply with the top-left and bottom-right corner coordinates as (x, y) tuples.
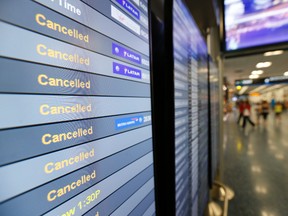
(208, 57), (220, 186)
(224, 0), (288, 51)
(173, 1), (191, 214)
(0, 0), (155, 215)
(197, 41), (209, 216)
(173, 0), (209, 215)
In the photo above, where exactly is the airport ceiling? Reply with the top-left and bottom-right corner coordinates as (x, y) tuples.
(223, 49), (288, 93)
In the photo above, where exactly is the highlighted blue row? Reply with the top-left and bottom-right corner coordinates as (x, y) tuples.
(113, 62), (142, 79)
(112, 43), (141, 64)
(115, 115), (144, 130)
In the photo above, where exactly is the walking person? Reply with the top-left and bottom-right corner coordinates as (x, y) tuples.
(237, 100), (244, 125)
(271, 98), (276, 110)
(274, 101), (283, 124)
(284, 100), (288, 112)
(255, 102), (262, 125)
(242, 101), (255, 128)
(261, 100), (269, 126)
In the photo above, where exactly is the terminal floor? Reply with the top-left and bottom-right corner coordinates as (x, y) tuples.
(222, 112), (288, 216)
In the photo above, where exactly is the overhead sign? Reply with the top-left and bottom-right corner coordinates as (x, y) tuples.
(235, 76), (288, 86)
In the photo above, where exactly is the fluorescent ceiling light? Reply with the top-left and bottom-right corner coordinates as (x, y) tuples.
(249, 74), (259, 79)
(251, 70), (263, 75)
(284, 71), (288, 76)
(256, 62), (272, 68)
(264, 50), (284, 56)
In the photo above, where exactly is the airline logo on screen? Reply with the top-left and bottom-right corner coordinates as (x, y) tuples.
(115, 116), (144, 130)
(112, 43), (141, 64)
(116, 0), (140, 20)
(113, 62), (142, 79)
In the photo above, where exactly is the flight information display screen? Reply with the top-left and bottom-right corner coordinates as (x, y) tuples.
(173, 0), (212, 215)
(209, 58), (220, 184)
(189, 31), (200, 216)
(173, 1), (207, 215)
(0, 0), (155, 216)
(173, 1), (191, 215)
(197, 45), (209, 216)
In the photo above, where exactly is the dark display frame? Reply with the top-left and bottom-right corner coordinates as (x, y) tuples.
(151, 0), (176, 215)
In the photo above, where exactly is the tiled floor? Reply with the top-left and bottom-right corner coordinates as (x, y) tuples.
(222, 111), (288, 216)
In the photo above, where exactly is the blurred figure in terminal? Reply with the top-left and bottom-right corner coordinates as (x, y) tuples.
(271, 97), (276, 110)
(255, 102), (262, 125)
(284, 99), (288, 112)
(242, 100), (255, 128)
(237, 100), (244, 125)
(274, 101), (283, 124)
(261, 100), (270, 126)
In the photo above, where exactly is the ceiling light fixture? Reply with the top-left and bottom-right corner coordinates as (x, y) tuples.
(256, 62), (272, 68)
(264, 50), (284, 56)
(249, 74), (259, 79)
(251, 70), (263, 75)
(284, 71), (288, 76)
